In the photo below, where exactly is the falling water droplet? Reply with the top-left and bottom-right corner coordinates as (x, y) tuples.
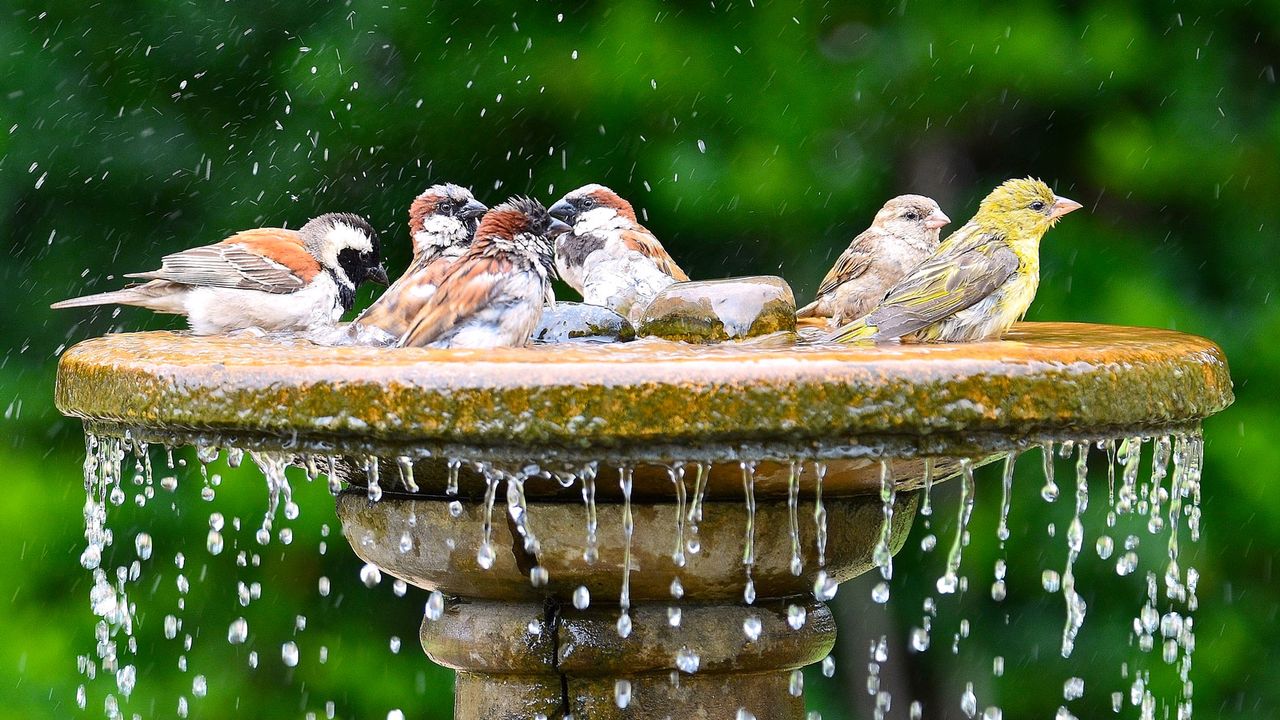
(573, 586), (591, 610)
(426, 591), (445, 620)
(281, 641), (299, 667)
(787, 604), (807, 630)
(743, 616), (762, 642)
(359, 563), (382, 587)
(614, 679), (631, 708)
(676, 646), (700, 673)
(227, 617), (248, 644)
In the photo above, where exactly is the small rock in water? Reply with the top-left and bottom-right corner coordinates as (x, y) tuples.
(637, 276), (796, 343)
(533, 302), (635, 344)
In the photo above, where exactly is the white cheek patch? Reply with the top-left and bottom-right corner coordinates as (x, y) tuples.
(573, 207), (626, 234)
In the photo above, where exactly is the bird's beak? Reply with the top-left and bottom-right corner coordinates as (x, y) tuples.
(1050, 196), (1083, 219)
(461, 199), (488, 220)
(924, 211), (951, 230)
(368, 264), (390, 285)
(547, 217), (573, 238)
(548, 199), (577, 226)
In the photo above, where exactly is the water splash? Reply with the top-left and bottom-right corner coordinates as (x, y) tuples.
(617, 465), (634, 638)
(872, 460), (896, 604)
(1060, 444), (1090, 658)
(741, 461), (757, 605)
(581, 463), (599, 563)
(937, 460), (975, 594)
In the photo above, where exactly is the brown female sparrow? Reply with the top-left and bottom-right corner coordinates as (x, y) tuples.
(796, 195), (950, 325)
(348, 184), (487, 344)
(548, 184), (688, 323)
(51, 213), (387, 335)
(398, 197), (570, 348)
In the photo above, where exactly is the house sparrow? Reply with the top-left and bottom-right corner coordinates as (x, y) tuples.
(398, 197), (570, 348)
(796, 195), (949, 324)
(51, 213), (387, 336)
(548, 184), (688, 323)
(349, 184), (487, 344)
(829, 178), (1082, 343)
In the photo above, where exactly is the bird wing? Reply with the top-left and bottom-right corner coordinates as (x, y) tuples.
(125, 229), (319, 294)
(814, 230), (879, 298)
(398, 253), (517, 347)
(622, 226), (688, 281)
(353, 255), (451, 336)
(858, 227), (1020, 339)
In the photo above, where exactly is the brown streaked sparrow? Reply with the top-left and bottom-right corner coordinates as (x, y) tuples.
(52, 213), (387, 335)
(796, 195), (949, 325)
(349, 184), (487, 344)
(548, 184), (689, 323)
(398, 197), (570, 348)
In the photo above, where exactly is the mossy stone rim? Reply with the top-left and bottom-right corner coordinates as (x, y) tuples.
(55, 322), (1233, 455)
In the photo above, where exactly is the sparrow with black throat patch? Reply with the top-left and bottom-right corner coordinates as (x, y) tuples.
(548, 184), (688, 323)
(51, 213), (387, 335)
(398, 197), (570, 348)
(349, 184), (487, 344)
(797, 194), (950, 325)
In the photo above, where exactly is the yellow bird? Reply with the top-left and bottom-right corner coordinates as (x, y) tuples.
(828, 178), (1082, 343)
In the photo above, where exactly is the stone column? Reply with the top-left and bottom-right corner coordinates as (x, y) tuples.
(339, 486), (918, 719)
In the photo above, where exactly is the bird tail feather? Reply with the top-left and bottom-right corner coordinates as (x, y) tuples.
(51, 282), (179, 312)
(827, 319), (878, 343)
(795, 300), (820, 318)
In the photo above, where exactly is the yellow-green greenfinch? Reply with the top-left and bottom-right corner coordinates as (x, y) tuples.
(796, 195), (950, 324)
(828, 178), (1082, 343)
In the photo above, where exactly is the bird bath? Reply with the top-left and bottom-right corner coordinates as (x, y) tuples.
(57, 321), (1232, 719)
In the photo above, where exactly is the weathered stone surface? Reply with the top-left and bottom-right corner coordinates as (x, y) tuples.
(637, 276), (796, 343)
(452, 672), (563, 720)
(54, 323), (1234, 455)
(556, 600), (834, 674)
(533, 302), (634, 344)
(338, 490), (917, 603)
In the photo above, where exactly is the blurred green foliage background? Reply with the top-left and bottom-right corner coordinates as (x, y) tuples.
(1, 0), (1276, 717)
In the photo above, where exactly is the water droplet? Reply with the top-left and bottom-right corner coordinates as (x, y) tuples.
(281, 641), (299, 667)
(676, 646), (700, 673)
(614, 679), (631, 708)
(1042, 570), (1061, 592)
(871, 581), (890, 604)
(476, 542), (495, 570)
(426, 591), (445, 620)
(787, 604), (807, 630)
(616, 612), (632, 638)
(1096, 535), (1114, 559)
(573, 586), (591, 610)
(227, 617), (248, 644)
(743, 616), (762, 642)
(1063, 676), (1085, 701)
(821, 655), (835, 677)
(359, 563), (382, 587)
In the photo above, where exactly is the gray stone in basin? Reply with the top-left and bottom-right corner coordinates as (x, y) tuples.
(533, 302), (635, 344)
(638, 276), (797, 343)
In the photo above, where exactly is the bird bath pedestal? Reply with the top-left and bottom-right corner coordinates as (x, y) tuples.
(55, 322), (1232, 719)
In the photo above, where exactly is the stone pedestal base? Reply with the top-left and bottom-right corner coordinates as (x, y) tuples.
(339, 489), (916, 719)
(429, 599), (833, 719)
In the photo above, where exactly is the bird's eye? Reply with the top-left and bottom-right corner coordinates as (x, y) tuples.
(580, 197), (595, 209)
(1030, 200), (1047, 212)
(904, 212), (919, 221)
